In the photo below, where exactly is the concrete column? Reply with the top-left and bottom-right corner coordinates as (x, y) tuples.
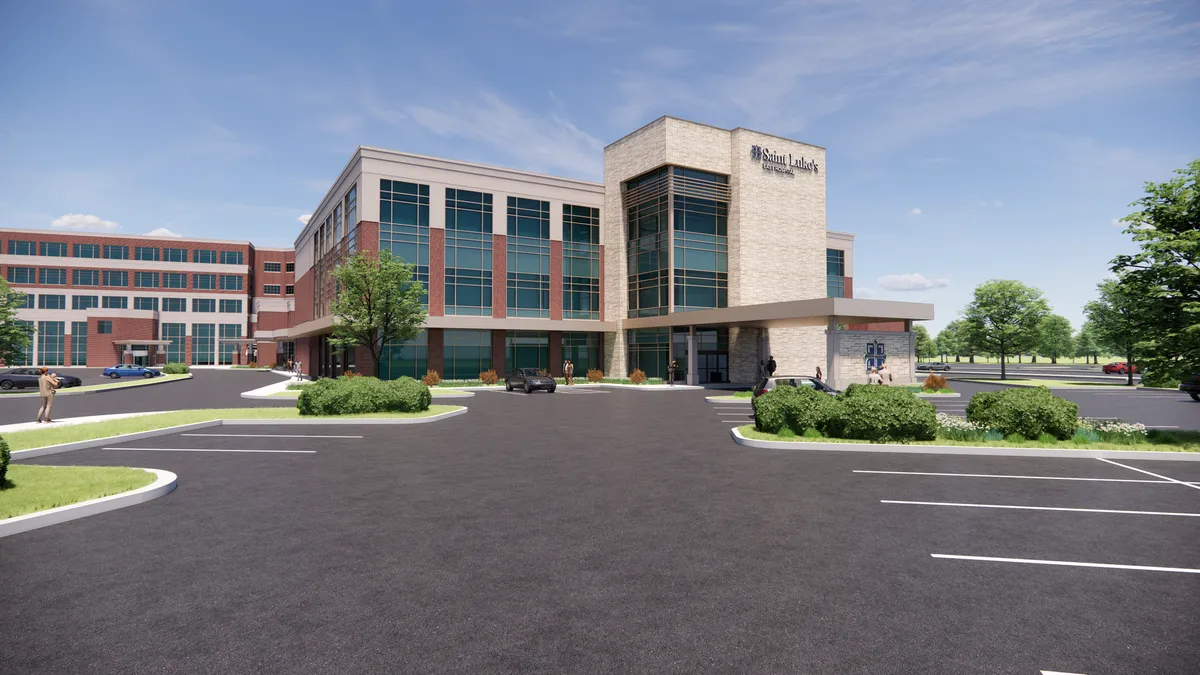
(686, 325), (697, 386)
(826, 317), (838, 391)
(906, 320), (916, 384)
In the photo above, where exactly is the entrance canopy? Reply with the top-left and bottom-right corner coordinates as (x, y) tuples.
(621, 297), (933, 330)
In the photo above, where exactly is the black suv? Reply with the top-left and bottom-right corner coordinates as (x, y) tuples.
(1180, 373), (1200, 402)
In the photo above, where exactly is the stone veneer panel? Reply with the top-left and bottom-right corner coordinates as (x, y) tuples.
(831, 331), (915, 387)
(763, 325), (827, 381)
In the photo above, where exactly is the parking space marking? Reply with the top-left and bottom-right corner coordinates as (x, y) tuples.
(1041, 671), (1087, 675)
(1098, 458), (1200, 492)
(102, 447), (316, 454)
(883, 500), (1200, 517)
(854, 470), (1170, 484)
(182, 433), (363, 439)
(931, 553), (1200, 575)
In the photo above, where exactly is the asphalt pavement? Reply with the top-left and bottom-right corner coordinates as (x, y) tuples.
(4, 388), (1199, 673)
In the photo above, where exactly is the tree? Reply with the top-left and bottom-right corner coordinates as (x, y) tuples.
(1037, 314), (1075, 364)
(1085, 278), (1149, 386)
(0, 277), (33, 366)
(935, 320), (964, 362)
(961, 280), (1050, 380)
(913, 325), (936, 361)
(328, 250), (427, 378)
(1109, 159), (1200, 385)
(1075, 323), (1100, 364)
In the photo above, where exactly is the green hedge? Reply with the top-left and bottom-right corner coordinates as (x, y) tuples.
(0, 434), (9, 487)
(752, 385), (836, 434)
(965, 387), (1078, 440)
(826, 384), (938, 443)
(162, 362), (190, 374)
(296, 376), (431, 416)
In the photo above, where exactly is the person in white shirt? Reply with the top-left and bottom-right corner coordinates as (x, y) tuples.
(879, 363), (893, 384)
(867, 367), (883, 385)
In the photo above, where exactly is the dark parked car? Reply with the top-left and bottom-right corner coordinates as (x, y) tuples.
(1102, 361), (1138, 374)
(753, 375), (839, 398)
(917, 362), (952, 371)
(0, 368), (82, 391)
(1180, 373), (1200, 402)
(505, 368), (556, 394)
(103, 364), (162, 379)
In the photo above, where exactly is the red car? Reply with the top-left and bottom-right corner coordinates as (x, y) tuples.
(1102, 362), (1138, 374)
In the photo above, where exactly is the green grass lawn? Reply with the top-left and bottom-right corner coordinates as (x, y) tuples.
(708, 392), (754, 401)
(736, 425), (1200, 452)
(0, 465), (157, 519)
(36, 373), (191, 395)
(2, 405), (464, 451)
(957, 378), (1133, 388)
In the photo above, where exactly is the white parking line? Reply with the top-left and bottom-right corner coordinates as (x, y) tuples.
(932, 553), (1200, 575)
(102, 447), (316, 454)
(714, 406), (750, 410)
(854, 470), (1170, 484)
(883, 499), (1200, 517)
(1042, 670), (1088, 675)
(1098, 458), (1200, 492)
(182, 433), (362, 439)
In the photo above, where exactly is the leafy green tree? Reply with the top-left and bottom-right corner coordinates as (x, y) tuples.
(1085, 278), (1149, 386)
(328, 250), (427, 378)
(961, 280), (1051, 380)
(935, 320), (964, 362)
(1109, 159), (1200, 385)
(1075, 323), (1100, 364)
(1037, 314), (1075, 364)
(0, 277), (33, 366)
(913, 324), (936, 361)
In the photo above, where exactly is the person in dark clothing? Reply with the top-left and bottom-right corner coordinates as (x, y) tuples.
(668, 359), (677, 386)
(766, 356), (777, 376)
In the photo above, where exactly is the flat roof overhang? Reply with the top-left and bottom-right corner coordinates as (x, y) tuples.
(620, 297), (934, 330)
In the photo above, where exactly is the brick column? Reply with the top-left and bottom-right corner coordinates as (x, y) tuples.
(184, 336), (193, 367)
(548, 331), (562, 376)
(845, 276), (854, 299)
(63, 334), (72, 367)
(428, 229), (445, 317)
(550, 240), (563, 321)
(427, 328), (444, 377)
(354, 345), (377, 377)
(492, 234), (507, 318)
(491, 329), (506, 376)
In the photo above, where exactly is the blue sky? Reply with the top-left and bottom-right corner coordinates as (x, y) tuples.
(1, 0), (1197, 334)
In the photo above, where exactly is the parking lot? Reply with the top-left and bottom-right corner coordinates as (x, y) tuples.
(5, 388), (1199, 673)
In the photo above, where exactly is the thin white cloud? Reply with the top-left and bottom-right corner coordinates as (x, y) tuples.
(145, 227), (182, 237)
(298, 214), (312, 225)
(877, 273), (950, 292)
(51, 213), (119, 232)
(909, 208), (922, 216)
(854, 286), (877, 299)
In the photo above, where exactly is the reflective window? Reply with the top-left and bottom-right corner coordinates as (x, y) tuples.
(379, 179), (430, 307)
(673, 169), (728, 312)
(17, 293), (33, 308)
(443, 329), (491, 379)
(561, 332), (601, 373)
(72, 295), (98, 310)
(627, 328), (670, 379)
(5, 266), (35, 284)
(219, 324), (241, 364)
(827, 248), (846, 298)
(505, 331), (548, 372)
(73, 243), (100, 258)
(97, 320), (113, 334)
(344, 184), (357, 232)
(163, 247), (187, 262)
(162, 297), (186, 312)
(192, 298), (216, 312)
(38, 321), (65, 365)
(41, 242), (67, 257)
(7, 240), (35, 255)
(10, 320), (33, 364)
(163, 272), (187, 289)
(263, 284), (281, 295)
(220, 299), (242, 313)
(624, 167), (669, 317)
(161, 323), (185, 362)
(285, 262), (295, 273)
(506, 197), (550, 318)
(220, 250), (243, 265)
(73, 269), (100, 286)
(136, 246), (160, 261)
(193, 249), (217, 264)
(102, 270), (128, 287)
(39, 268), (67, 285)
(103, 245), (128, 260)
(379, 329), (427, 380)
(134, 297), (158, 311)
(38, 294), (66, 309)
(192, 273), (216, 290)
(219, 274), (243, 291)
(263, 262), (281, 273)
(191, 323), (215, 365)
(285, 284), (294, 295)
(563, 205), (600, 320)
(102, 296), (128, 309)
(71, 321), (87, 365)
(445, 188), (493, 316)
(135, 271), (160, 288)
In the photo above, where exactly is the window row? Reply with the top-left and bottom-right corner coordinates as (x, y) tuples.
(4, 266), (247, 290)
(262, 261), (295, 273)
(6, 241), (246, 264)
(18, 294), (244, 313)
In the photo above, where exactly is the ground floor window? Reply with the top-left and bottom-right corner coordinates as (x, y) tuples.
(505, 331), (547, 373)
(219, 324), (241, 365)
(379, 330), (427, 380)
(162, 323), (185, 363)
(71, 321), (87, 366)
(627, 328), (670, 379)
(11, 320), (33, 365)
(191, 324), (215, 365)
(443, 329), (491, 379)
(38, 321), (65, 366)
(562, 332), (601, 374)
(671, 328), (728, 383)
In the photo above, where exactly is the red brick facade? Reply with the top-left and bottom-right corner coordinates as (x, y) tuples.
(427, 328), (444, 376)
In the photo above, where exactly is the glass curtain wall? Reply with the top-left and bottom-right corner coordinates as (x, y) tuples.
(443, 329), (491, 379)
(445, 189), (493, 315)
(12, 320), (33, 365)
(506, 198), (551, 317)
(219, 324), (241, 365)
(38, 321), (65, 366)
(379, 180), (430, 304)
(561, 332), (601, 374)
(826, 248), (846, 298)
(670, 328), (729, 383)
(624, 168), (669, 317)
(71, 321), (87, 366)
(563, 205), (600, 319)
(191, 324), (215, 365)
(162, 323), (185, 363)
(627, 328), (670, 379)
(672, 167), (729, 311)
(380, 329), (427, 380)
(505, 331), (548, 372)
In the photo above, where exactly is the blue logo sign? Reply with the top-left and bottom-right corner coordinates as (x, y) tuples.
(865, 340), (886, 372)
(750, 145), (763, 160)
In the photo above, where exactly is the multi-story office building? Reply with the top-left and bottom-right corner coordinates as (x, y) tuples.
(292, 117), (932, 388)
(1, 230), (295, 367)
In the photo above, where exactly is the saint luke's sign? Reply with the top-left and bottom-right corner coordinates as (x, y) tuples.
(750, 145), (819, 176)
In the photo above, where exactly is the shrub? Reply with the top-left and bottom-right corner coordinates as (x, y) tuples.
(965, 387), (1079, 440)
(0, 434), (9, 488)
(422, 369), (441, 387)
(826, 384), (938, 443)
(1139, 368), (1178, 389)
(1005, 433), (1027, 443)
(776, 427), (797, 439)
(1073, 428), (1100, 445)
(629, 369), (647, 384)
(923, 374), (949, 391)
(297, 376), (431, 416)
(479, 369), (499, 385)
(1037, 433), (1058, 444)
(587, 368), (604, 383)
(1079, 418), (1147, 444)
(162, 362), (189, 374)
(342, 370), (364, 379)
(802, 428), (824, 438)
(752, 386), (796, 433)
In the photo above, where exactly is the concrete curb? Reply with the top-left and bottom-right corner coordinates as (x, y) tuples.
(915, 392), (961, 398)
(706, 396), (751, 403)
(0, 468), (178, 538)
(730, 426), (1200, 461)
(0, 373), (193, 398)
(11, 421), (223, 460)
(430, 391), (475, 399)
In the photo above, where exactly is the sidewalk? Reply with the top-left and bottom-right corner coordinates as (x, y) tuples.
(0, 411), (168, 434)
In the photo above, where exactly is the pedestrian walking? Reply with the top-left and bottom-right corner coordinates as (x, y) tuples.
(880, 363), (893, 384)
(294, 360), (303, 381)
(565, 359), (575, 385)
(815, 366), (823, 382)
(35, 367), (60, 424)
(757, 360), (766, 380)
(867, 367), (883, 385)
(668, 359), (677, 386)
(766, 355), (777, 377)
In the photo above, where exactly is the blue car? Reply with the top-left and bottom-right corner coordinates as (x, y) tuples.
(103, 364), (162, 379)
